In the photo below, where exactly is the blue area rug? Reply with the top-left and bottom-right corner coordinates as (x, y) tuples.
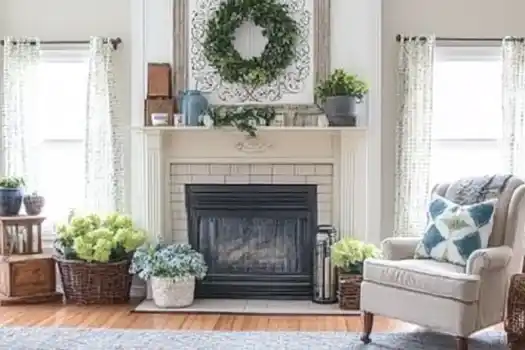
(0, 326), (506, 349)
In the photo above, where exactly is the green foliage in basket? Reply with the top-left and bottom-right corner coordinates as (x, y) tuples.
(55, 213), (147, 263)
(315, 69), (369, 103)
(331, 238), (381, 274)
(0, 176), (25, 188)
(130, 243), (208, 281)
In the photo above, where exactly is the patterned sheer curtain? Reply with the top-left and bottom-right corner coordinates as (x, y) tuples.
(84, 37), (124, 213)
(501, 38), (525, 176)
(393, 36), (435, 237)
(1, 37), (41, 187)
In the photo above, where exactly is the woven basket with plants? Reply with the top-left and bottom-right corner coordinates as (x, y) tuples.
(54, 212), (146, 304)
(332, 238), (381, 310)
(130, 243), (207, 308)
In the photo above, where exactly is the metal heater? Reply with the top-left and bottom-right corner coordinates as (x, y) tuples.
(312, 224), (338, 304)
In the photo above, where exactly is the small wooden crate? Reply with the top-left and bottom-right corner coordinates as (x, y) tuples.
(0, 216), (44, 255)
(338, 273), (363, 310)
(0, 254), (61, 305)
(144, 98), (175, 126)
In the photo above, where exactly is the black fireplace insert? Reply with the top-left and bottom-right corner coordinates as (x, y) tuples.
(185, 184), (317, 299)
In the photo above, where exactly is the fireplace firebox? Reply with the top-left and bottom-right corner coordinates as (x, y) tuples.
(185, 184), (317, 299)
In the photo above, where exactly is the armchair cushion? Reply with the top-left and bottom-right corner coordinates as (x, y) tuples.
(465, 246), (513, 275)
(363, 258), (480, 302)
(414, 193), (497, 266)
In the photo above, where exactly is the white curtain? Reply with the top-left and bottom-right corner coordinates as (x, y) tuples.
(502, 38), (525, 176)
(84, 37), (124, 213)
(394, 36), (435, 237)
(1, 37), (41, 188)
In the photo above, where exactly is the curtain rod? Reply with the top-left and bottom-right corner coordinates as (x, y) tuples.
(0, 37), (122, 50)
(395, 34), (524, 43)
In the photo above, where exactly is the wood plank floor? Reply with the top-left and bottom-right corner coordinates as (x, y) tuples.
(0, 302), (503, 332)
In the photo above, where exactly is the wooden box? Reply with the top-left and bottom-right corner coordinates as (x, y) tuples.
(0, 254), (56, 297)
(144, 98), (175, 126)
(147, 63), (172, 98)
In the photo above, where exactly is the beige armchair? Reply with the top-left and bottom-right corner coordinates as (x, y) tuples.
(360, 176), (525, 350)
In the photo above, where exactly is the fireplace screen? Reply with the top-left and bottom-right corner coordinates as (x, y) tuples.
(185, 184), (317, 299)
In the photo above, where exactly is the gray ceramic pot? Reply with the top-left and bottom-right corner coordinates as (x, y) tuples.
(322, 96), (358, 127)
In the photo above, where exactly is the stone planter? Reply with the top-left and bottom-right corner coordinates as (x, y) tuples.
(23, 193), (45, 215)
(151, 276), (195, 308)
(0, 188), (23, 216)
(323, 96), (358, 127)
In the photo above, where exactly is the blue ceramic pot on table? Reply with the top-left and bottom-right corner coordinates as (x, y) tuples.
(0, 188), (23, 216)
(178, 90), (209, 126)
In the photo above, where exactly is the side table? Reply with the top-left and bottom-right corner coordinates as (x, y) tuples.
(505, 273), (525, 349)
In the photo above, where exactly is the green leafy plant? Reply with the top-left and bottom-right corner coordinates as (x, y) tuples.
(130, 243), (208, 281)
(205, 106), (276, 137)
(315, 69), (369, 103)
(331, 238), (381, 274)
(203, 0), (298, 87)
(0, 176), (25, 188)
(54, 213), (147, 263)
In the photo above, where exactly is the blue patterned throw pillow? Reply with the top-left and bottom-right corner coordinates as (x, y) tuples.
(414, 193), (497, 266)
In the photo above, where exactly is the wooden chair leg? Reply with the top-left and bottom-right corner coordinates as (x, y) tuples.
(456, 336), (468, 350)
(360, 312), (374, 344)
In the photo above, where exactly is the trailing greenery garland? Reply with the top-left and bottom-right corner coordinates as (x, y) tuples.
(205, 106), (276, 137)
(203, 0), (299, 87)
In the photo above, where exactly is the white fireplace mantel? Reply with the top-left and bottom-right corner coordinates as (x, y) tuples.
(131, 126), (370, 244)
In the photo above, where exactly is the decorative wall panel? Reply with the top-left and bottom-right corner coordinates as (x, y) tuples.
(174, 0), (330, 112)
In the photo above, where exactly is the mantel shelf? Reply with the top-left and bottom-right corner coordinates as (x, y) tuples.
(133, 126), (368, 133)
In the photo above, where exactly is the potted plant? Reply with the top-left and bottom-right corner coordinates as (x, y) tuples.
(23, 191), (45, 215)
(130, 243), (207, 308)
(331, 237), (380, 310)
(0, 176), (25, 216)
(315, 69), (369, 127)
(54, 212), (146, 304)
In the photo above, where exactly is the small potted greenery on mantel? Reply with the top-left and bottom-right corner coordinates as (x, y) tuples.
(315, 69), (369, 127)
(0, 176), (25, 216)
(130, 243), (208, 308)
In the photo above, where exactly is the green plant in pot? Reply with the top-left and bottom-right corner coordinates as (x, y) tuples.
(54, 212), (147, 304)
(331, 237), (380, 310)
(315, 69), (369, 127)
(0, 177), (25, 216)
(130, 243), (207, 308)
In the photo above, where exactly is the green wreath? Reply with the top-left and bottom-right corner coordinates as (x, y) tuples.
(203, 0), (299, 87)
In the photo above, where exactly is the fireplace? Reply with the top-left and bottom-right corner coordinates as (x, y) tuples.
(185, 184), (317, 299)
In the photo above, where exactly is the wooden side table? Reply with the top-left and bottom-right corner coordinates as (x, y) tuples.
(0, 215), (45, 255)
(0, 216), (62, 305)
(505, 274), (525, 349)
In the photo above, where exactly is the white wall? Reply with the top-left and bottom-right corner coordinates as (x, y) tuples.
(0, 0), (133, 212)
(380, 0), (525, 238)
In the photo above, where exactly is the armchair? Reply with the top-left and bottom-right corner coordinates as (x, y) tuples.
(360, 176), (525, 350)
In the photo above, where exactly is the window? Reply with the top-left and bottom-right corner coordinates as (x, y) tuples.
(30, 50), (89, 235)
(430, 46), (505, 187)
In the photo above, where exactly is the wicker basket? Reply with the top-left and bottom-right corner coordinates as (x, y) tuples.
(338, 272), (363, 310)
(505, 273), (525, 349)
(55, 256), (132, 304)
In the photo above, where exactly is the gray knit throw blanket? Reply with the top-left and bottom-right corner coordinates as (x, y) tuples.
(449, 174), (513, 205)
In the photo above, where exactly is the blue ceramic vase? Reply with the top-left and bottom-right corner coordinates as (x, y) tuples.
(178, 90), (209, 126)
(0, 188), (23, 216)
